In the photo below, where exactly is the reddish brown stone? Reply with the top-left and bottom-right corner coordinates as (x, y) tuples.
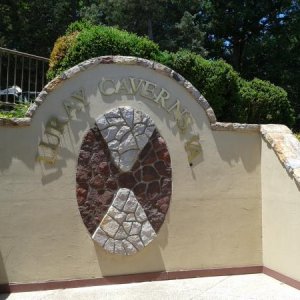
(134, 182), (146, 196)
(78, 150), (91, 164)
(157, 196), (170, 214)
(118, 173), (137, 189)
(76, 187), (87, 205)
(157, 149), (171, 163)
(105, 178), (118, 190)
(109, 162), (119, 174)
(147, 209), (165, 232)
(99, 190), (114, 205)
(134, 169), (142, 181)
(147, 181), (160, 200)
(98, 162), (110, 177)
(154, 161), (171, 176)
(139, 142), (151, 160)
(76, 124), (172, 237)
(89, 174), (105, 190)
(142, 166), (159, 182)
(160, 177), (172, 194)
(76, 167), (91, 182)
(143, 149), (157, 165)
(152, 136), (166, 150)
(131, 160), (140, 171)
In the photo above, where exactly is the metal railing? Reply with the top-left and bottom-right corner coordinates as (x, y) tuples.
(0, 47), (49, 110)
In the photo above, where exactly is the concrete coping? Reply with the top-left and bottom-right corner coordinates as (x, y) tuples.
(261, 124), (300, 187)
(0, 56), (299, 187)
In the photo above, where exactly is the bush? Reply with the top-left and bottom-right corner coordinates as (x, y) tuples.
(47, 22), (295, 127)
(48, 24), (160, 81)
(238, 78), (295, 125)
(167, 50), (241, 121)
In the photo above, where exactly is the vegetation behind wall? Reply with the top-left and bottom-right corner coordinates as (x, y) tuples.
(47, 22), (295, 127)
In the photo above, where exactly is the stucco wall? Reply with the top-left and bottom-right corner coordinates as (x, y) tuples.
(262, 129), (300, 281)
(0, 59), (262, 284)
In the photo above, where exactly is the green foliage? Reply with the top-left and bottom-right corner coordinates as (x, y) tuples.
(238, 78), (295, 125)
(196, 0), (300, 127)
(47, 24), (295, 126)
(167, 50), (241, 120)
(47, 32), (79, 80)
(47, 25), (160, 80)
(0, 104), (30, 119)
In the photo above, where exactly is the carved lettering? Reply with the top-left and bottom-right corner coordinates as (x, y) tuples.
(154, 88), (169, 108)
(115, 78), (132, 94)
(71, 89), (87, 105)
(45, 117), (68, 135)
(140, 80), (157, 100)
(37, 140), (59, 164)
(64, 99), (82, 118)
(129, 77), (144, 94)
(99, 79), (115, 95)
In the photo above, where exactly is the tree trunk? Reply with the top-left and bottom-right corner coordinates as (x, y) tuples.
(232, 38), (245, 72)
(147, 18), (154, 40)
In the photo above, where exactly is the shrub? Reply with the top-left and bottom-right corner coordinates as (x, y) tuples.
(238, 78), (295, 125)
(47, 24), (160, 81)
(47, 23), (295, 127)
(167, 50), (241, 121)
(47, 32), (79, 80)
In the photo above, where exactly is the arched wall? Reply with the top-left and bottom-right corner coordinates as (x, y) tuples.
(0, 56), (263, 285)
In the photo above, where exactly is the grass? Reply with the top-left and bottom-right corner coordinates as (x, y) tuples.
(0, 103), (30, 118)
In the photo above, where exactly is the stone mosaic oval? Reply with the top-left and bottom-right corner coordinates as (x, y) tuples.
(76, 106), (172, 255)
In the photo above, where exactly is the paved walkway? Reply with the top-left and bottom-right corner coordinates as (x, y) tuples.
(1, 274), (300, 300)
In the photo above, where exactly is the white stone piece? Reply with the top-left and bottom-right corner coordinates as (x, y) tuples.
(101, 216), (120, 237)
(104, 238), (115, 252)
(92, 188), (157, 255)
(108, 206), (127, 224)
(123, 194), (138, 213)
(114, 240), (125, 255)
(135, 205), (148, 222)
(127, 235), (144, 250)
(123, 222), (132, 234)
(141, 222), (157, 246)
(122, 240), (137, 255)
(96, 107), (155, 172)
(92, 227), (108, 246)
(130, 222), (142, 235)
(115, 226), (127, 240)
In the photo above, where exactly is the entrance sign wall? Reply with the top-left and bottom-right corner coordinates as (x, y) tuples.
(77, 107), (172, 255)
(0, 56), (299, 289)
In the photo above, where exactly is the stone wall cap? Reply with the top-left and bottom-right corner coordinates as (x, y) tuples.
(261, 124), (300, 187)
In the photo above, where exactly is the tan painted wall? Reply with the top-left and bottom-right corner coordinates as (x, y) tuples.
(0, 63), (262, 284)
(262, 140), (300, 281)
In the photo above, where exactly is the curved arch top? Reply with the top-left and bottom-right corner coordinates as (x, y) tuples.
(0, 56), (218, 127)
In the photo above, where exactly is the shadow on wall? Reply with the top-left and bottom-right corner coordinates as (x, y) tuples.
(0, 251), (9, 297)
(212, 131), (261, 173)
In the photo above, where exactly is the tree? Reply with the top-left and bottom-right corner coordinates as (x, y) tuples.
(0, 0), (80, 56)
(197, 0), (300, 127)
(78, 0), (206, 54)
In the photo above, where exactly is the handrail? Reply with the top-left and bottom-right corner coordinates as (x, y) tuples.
(0, 47), (49, 107)
(0, 47), (49, 62)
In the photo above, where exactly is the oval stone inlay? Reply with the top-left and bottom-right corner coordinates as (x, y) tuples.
(76, 106), (172, 255)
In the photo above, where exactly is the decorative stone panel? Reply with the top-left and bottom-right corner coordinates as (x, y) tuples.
(76, 107), (172, 255)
